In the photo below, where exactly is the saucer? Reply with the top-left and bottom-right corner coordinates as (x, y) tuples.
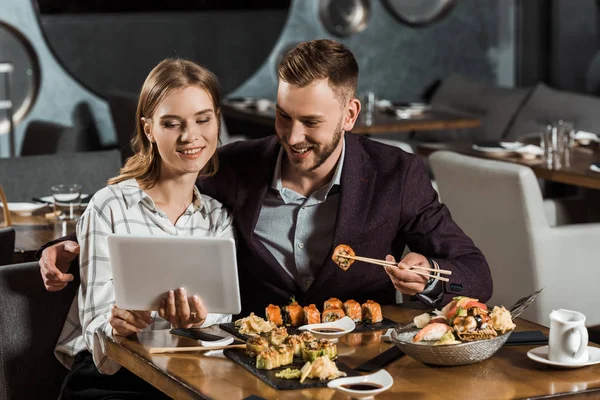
(0, 202), (46, 216)
(298, 316), (355, 340)
(327, 369), (393, 399)
(527, 345), (600, 368)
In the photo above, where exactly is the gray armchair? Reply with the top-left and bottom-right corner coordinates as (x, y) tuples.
(430, 151), (600, 327)
(0, 149), (122, 202)
(0, 261), (79, 400)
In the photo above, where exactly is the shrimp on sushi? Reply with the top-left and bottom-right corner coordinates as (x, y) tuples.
(303, 304), (321, 325)
(361, 300), (383, 324)
(265, 304), (283, 326)
(324, 297), (343, 310)
(343, 300), (362, 323)
(412, 322), (453, 343)
(332, 244), (355, 271)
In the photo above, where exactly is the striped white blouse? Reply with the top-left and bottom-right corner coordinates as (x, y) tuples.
(54, 178), (234, 374)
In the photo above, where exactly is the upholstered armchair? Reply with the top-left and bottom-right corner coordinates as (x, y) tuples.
(429, 151), (600, 327)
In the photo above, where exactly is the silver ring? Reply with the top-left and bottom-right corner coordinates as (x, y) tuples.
(191, 312), (197, 319)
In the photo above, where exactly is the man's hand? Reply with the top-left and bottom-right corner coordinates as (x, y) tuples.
(158, 288), (207, 329)
(40, 241), (80, 292)
(384, 252), (431, 296)
(110, 306), (153, 337)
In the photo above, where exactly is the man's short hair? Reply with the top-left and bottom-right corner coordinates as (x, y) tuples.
(277, 39), (359, 103)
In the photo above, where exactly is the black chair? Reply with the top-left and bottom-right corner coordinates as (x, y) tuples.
(0, 261), (79, 399)
(0, 227), (15, 266)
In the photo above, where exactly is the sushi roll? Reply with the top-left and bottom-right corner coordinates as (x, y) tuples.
(283, 301), (305, 326)
(256, 348), (279, 370)
(303, 304), (321, 325)
(299, 331), (317, 344)
(322, 307), (345, 323)
(265, 304), (283, 326)
(283, 334), (304, 356)
(324, 297), (343, 310)
(263, 326), (289, 346)
(361, 300), (383, 324)
(343, 299), (362, 323)
(301, 339), (338, 362)
(274, 344), (294, 366)
(245, 335), (269, 357)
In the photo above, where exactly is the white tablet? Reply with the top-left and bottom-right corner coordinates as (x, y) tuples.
(107, 234), (241, 314)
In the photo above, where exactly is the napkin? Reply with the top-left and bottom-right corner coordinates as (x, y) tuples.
(574, 131), (600, 142)
(515, 144), (544, 157)
(473, 141), (523, 150)
(590, 162), (600, 173)
(355, 346), (405, 372)
(505, 330), (548, 346)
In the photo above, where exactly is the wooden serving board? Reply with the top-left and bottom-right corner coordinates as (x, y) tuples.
(219, 317), (397, 342)
(223, 348), (359, 390)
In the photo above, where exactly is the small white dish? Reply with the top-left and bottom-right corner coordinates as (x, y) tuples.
(298, 316), (355, 340)
(515, 144), (544, 160)
(0, 202), (46, 216)
(590, 164), (600, 173)
(39, 195), (89, 206)
(527, 345), (600, 368)
(574, 131), (600, 145)
(327, 369), (393, 400)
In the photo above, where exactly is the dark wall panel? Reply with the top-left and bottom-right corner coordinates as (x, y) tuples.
(40, 10), (289, 96)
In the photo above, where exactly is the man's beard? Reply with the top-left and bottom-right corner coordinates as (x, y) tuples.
(282, 118), (344, 173)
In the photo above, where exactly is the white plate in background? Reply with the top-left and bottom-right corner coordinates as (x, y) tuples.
(0, 202), (46, 216)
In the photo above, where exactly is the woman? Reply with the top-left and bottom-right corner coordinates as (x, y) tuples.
(55, 59), (234, 399)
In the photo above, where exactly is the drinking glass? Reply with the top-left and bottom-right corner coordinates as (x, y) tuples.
(51, 184), (82, 221)
(361, 91), (376, 126)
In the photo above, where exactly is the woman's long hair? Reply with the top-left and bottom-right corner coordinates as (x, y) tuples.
(108, 59), (222, 188)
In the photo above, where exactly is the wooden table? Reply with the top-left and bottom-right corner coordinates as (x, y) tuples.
(103, 305), (600, 399)
(419, 142), (600, 191)
(6, 207), (77, 263)
(222, 103), (481, 135)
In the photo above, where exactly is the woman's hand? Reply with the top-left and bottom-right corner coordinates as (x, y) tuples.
(109, 305), (153, 337)
(158, 288), (207, 328)
(383, 252), (430, 296)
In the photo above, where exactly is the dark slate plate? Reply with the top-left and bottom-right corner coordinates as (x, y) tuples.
(219, 317), (397, 342)
(224, 348), (359, 390)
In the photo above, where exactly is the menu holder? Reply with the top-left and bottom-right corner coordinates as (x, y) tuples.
(224, 348), (359, 390)
(219, 317), (397, 342)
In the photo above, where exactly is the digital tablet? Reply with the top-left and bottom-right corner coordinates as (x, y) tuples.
(107, 234), (241, 314)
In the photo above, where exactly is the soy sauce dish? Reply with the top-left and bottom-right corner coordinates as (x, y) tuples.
(298, 316), (356, 340)
(328, 369), (393, 399)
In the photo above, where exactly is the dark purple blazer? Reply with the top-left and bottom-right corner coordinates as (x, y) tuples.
(199, 133), (492, 316)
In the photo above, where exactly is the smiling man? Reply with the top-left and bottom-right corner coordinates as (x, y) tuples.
(39, 40), (492, 316)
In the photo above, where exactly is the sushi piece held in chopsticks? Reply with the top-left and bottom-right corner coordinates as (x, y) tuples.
(324, 297), (343, 310)
(361, 300), (383, 324)
(331, 244), (355, 271)
(266, 304), (283, 327)
(283, 301), (305, 326)
(303, 304), (321, 325)
(343, 299), (362, 323)
(322, 307), (345, 323)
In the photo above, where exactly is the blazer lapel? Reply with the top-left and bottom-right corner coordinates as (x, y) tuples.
(236, 137), (299, 294)
(306, 134), (376, 297)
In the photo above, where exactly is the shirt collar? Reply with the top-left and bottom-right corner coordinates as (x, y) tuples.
(270, 137), (345, 200)
(118, 178), (203, 213)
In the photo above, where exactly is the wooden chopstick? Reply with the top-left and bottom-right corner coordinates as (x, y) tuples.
(337, 254), (452, 276)
(149, 344), (246, 354)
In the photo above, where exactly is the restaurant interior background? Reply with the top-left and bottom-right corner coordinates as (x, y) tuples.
(1, 0), (600, 326)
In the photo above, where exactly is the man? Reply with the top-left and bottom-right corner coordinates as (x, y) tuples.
(40, 39), (492, 316)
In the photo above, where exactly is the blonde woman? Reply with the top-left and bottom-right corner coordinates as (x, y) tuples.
(55, 59), (233, 399)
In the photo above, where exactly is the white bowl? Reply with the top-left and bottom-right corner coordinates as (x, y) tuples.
(298, 316), (356, 340)
(0, 202), (46, 216)
(327, 369), (393, 399)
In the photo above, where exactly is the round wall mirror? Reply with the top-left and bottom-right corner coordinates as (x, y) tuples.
(383, 0), (457, 27)
(319, 0), (370, 37)
(0, 22), (39, 135)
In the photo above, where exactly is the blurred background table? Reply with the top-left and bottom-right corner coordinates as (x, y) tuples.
(222, 102), (481, 137)
(6, 206), (77, 263)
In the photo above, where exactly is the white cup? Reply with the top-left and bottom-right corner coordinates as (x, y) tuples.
(548, 309), (589, 364)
